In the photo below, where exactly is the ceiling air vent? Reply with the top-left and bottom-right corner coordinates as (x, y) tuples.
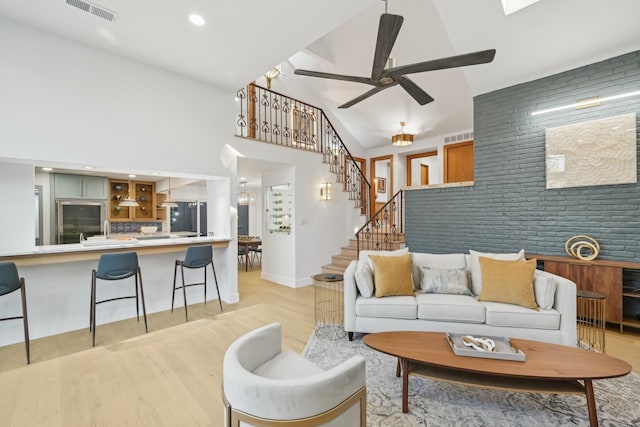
(66, 0), (118, 22)
(444, 132), (474, 144)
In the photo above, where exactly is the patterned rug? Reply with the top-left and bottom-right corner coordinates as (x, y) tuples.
(302, 332), (640, 426)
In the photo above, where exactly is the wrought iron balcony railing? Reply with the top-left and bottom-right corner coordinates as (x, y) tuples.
(236, 84), (370, 213)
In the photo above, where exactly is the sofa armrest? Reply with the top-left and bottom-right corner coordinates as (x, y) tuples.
(343, 260), (359, 333)
(536, 269), (577, 346)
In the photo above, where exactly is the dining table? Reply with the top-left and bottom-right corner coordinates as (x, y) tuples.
(238, 237), (261, 271)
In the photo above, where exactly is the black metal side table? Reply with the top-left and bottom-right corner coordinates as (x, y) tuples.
(313, 273), (346, 339)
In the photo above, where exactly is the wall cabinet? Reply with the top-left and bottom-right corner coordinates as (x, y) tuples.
(533, 254), (640, 332)
(54, 173), (107, 199)
(108, 179), (156, 222)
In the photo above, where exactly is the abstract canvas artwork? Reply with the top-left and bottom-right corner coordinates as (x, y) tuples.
(545, 112), (637, 189)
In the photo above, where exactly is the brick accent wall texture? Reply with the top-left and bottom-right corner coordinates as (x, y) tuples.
(405, 50), (640, 315)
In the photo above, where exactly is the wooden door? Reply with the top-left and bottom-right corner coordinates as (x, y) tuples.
(444, 140), (474, 183)
(580, 264), (622, 323)
(420, 165), (429, 185)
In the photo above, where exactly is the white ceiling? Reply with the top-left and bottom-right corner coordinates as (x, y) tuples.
(1, 0), (640, 153)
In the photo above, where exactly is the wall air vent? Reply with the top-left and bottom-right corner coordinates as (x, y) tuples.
(66, 0), (118, 22)
(444, 132), (474, 144)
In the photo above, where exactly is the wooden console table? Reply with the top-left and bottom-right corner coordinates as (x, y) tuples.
(529, 253), (640, 333)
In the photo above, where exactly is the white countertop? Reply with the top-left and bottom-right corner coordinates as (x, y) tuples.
(0, 236), (230, 258)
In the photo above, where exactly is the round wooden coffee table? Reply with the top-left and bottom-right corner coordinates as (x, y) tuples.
(364, 331), (631, 426)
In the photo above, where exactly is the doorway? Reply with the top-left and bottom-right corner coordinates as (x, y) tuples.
(406, 151), (437, 186)
(370, 155), (393, 217)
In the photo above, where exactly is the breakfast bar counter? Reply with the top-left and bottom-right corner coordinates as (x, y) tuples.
(0, 236), (230, 266)
(0, 237), (232, 348)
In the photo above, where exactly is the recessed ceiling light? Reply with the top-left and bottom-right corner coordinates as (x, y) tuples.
(83, 166), (94, 170)
(42, 167), (53, 172)
(189, 14), (205, 26)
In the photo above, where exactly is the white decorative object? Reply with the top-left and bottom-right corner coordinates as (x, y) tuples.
(565, 235), (600, 261)
(545, 112), (637, 189)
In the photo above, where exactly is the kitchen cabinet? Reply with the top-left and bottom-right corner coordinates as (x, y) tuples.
(54, 173), (107, 199)
(108, 179), (156, 222)
(531, 253), (640, 332)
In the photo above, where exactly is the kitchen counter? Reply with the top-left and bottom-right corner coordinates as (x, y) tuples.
(0, 236), (230, 266)
(0, 235), (233, 347)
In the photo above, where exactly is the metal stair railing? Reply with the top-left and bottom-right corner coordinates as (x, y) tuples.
(236, 83), (370, 213)
(355, 189), (405, 256)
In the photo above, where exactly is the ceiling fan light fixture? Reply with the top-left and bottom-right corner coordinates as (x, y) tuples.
(391, 121), (414, 146)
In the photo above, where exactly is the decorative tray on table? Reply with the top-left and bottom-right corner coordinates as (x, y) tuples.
(446, 333), (526, 362)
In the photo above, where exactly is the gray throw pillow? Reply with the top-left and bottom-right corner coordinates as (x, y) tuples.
(420, 267), (471, 295)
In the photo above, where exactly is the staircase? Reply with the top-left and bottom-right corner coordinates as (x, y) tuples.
(235, 83), (407, 276)
(322, 235), (406, 275)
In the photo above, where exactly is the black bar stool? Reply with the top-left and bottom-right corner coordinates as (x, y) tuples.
(0, 262), (30, 364)
(90, 252), (148, 347)
(172, 245), (223, 321)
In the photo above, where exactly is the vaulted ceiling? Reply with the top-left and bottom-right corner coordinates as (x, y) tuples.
(1, 0), (639, 150)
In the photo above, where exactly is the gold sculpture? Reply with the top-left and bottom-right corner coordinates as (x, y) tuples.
(565, 235), (600, 261)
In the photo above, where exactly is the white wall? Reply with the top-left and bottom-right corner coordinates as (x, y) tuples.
(0, 162), (35, 251)
(230, 138), (363, 287)
(0, 17), (361, 308)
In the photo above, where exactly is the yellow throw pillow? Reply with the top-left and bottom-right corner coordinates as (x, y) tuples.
(477, 257), (538, 309)
(369, 254), (415, 298)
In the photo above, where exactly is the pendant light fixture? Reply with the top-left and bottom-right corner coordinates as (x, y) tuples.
(119, 179), (139, 207)
(238, 180), (250, 206)
(392, 121), (414, 147)
(161, 176), (179, 208)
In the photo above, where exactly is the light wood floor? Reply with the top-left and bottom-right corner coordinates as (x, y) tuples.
(0, 267), (638, 426)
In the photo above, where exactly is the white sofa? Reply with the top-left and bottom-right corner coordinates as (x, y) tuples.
(343, 250), (577, 346)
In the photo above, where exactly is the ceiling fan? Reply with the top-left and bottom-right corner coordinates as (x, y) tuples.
(294, 11), (496, 109)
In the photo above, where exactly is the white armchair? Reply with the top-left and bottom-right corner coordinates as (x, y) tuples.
(222, 322), (366, 426)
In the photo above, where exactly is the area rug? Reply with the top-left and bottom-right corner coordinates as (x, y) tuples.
(302, 332), (640, 426)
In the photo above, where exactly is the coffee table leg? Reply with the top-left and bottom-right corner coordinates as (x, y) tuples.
(396, 358), (401, 377)
(584, 379), (598, 427)
(401, 358), (409, 413)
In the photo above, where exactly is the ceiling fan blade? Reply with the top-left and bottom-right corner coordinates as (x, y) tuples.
(396, 76), (434, 105)
(387, 49), (496, 76)
(338, 85), (391, 109)
(294, 69), (373, 85)
(371, 14), (404, 81)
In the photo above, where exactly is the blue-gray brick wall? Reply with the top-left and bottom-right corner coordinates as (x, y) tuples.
(405, 50), (640, 315)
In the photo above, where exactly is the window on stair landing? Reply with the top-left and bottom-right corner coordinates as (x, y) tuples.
(291, 106), (317, 148)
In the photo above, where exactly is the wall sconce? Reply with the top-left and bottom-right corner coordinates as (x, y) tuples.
(320, 181), (332, 201)
(531, 89), (640, 116)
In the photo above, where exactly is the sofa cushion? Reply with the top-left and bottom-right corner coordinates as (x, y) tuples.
(355, 295), (417, 319)
(420, 267), (471, 295)
(478, 257), (538, 309)
(253, 350), (324, 379)
(412, 253), (467, 289)
(358, 247), (409, 271)
(469, 249), (525, 295)
(416, 294), (485, 323)
(482, 301), (560, 330)
(369, 254), (415, 297)
(534, 272), (557, 310)
(354, 262), (374, 298)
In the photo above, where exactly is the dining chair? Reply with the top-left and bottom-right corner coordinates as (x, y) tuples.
(90, 252), (147, 346)
(172, 245), (223, 321)
(0, 262), (30, 364)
